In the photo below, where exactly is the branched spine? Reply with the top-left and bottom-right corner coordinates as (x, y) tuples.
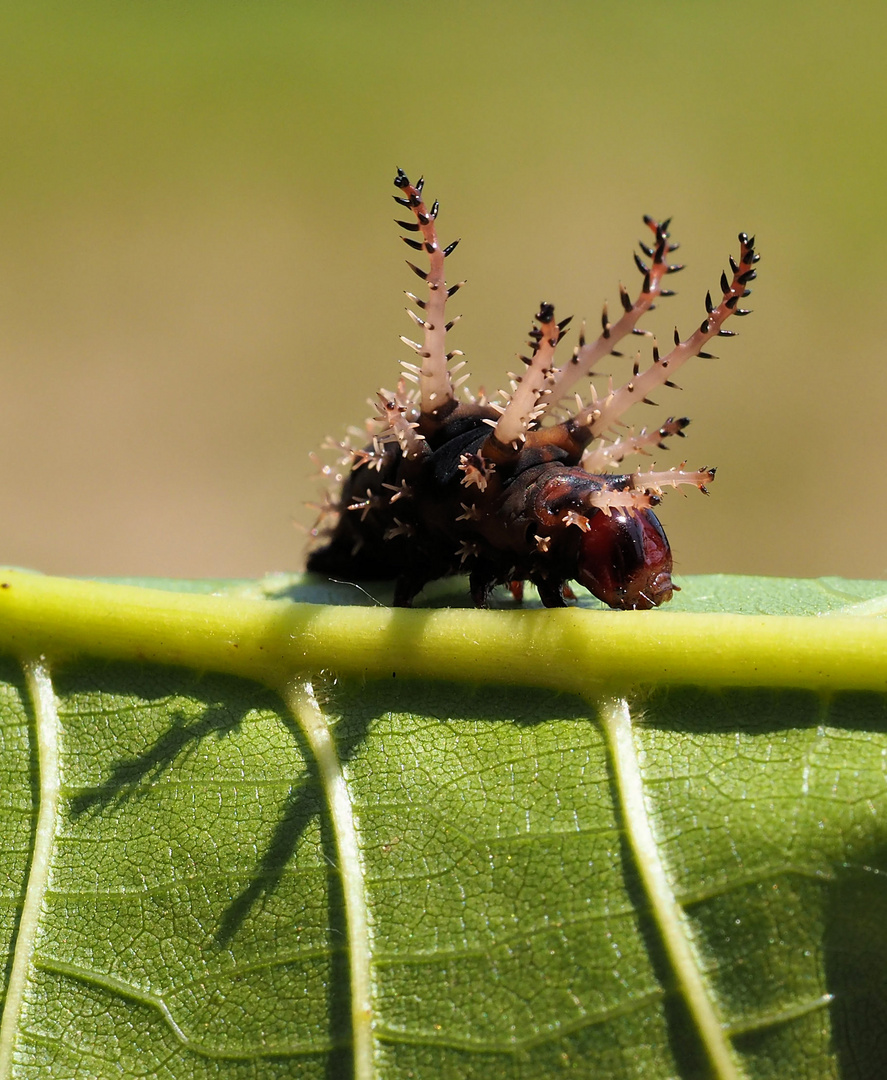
(630, 465), (717, 496)
(543, 217), (680, 406)
(582, 416), (690, 472)
(376, 382), (426, 459)
(394, 169), (462, 416)
(492, 303), (570, 449)
(575, 232), (757, 441)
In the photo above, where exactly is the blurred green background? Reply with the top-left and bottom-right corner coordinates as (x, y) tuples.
(1, 1), (885, 584)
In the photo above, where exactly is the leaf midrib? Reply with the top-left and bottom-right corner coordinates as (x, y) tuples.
(1, 569), (886, 696)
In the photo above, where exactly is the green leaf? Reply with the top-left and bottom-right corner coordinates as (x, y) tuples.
(0, 568), (886, 1079)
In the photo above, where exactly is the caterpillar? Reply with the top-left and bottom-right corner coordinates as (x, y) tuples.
(306, 170), (757, 609)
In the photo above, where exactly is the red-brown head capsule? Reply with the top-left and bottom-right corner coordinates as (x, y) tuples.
(575, 509), (674, 610)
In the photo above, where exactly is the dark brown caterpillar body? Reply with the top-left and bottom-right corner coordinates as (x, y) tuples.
(307, 170), (757, 609)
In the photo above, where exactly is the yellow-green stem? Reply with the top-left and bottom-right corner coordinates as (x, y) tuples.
(0, 569), (885, 695)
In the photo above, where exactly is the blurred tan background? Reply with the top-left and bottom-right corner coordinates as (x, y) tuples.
(1, 1), (884, 583)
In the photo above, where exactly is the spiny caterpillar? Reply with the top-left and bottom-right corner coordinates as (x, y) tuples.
(307, 170), (757, 609)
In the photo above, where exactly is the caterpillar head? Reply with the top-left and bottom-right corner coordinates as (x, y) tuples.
(527, 468), (675, 610)
(575, 508), (674, 610)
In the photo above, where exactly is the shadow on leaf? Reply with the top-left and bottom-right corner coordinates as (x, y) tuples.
(825, 853), (887, 1077)
(69, 697), (252, 817)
